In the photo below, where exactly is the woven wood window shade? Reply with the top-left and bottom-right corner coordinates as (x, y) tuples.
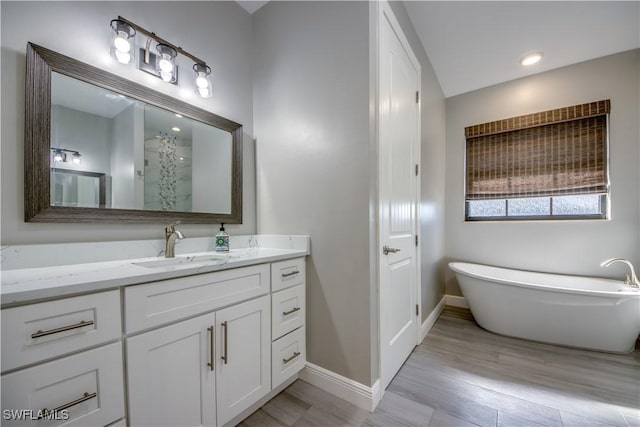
(465, 100), (610, 201)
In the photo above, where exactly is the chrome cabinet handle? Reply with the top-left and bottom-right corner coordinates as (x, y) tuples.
(207, 326), (214, 371)
(283, 352), (301, 364)
(282, 270), (300, 278)
(31, 320), (94, 339)
(282, 307), (301, 316)
(221, 321), (228, 365)
(383, 246), (400, 255)
(38, 392), (97, 419)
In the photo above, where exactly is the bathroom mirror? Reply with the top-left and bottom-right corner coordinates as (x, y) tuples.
(25, 42), (242, 224)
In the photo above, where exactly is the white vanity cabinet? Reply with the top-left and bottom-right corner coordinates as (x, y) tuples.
(270, 258), (307, 389)
(125, 265), (273, 426)
(1, 250), (307, 427)
(0, 291), (124, 426)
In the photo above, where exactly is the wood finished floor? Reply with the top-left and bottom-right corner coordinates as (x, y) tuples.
(240, 307), (640, 427)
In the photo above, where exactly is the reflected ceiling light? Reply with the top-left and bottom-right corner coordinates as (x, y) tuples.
(109, 16), (213, 98)
(172, 127), (181, 132)
(175, 113), (183, 118)
(110, 19), (136, 64)
(521, 52), (543, 66)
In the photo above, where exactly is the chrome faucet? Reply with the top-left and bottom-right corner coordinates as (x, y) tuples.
(600, 258), (640, 288)
(165, 222), (184, 258)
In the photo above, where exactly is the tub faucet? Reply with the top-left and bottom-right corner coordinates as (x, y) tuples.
(165, 222), (184, 258)
(600, 258), (640, 288)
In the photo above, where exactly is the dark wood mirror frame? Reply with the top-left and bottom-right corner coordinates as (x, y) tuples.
(25, 42), (243, 224)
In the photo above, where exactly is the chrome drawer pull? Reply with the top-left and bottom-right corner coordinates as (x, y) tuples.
(31, 320), (94, 339)
(281, 270), (300, 278)
(38, 392), (97, 419)
(282, 307), (301, 316)
(283, 352), (301, 364)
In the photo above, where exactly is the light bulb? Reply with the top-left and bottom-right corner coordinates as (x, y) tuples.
(160, 70), (173, 82)
(114, 50), (131, 64)
(521, 52), (543, 66)
(53, 152), (63, 162)
(72, 153), (81, 164)
(114, 32), (131, 53)
(159, 56), (174, 73)
(198, 87), (210, 98)
(196, 74), (209, 89)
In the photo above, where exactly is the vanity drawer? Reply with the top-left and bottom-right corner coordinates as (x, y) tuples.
(272, 327), (306, 389)
(1, 342), (125, 426)
(271, 257), (305, 292)
(1, 290), (121, 372)
(125, 264), (269, 333)
(272, 284), (305, 340)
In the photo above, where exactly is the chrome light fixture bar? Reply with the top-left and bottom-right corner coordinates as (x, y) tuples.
(110, 16), (213, 97)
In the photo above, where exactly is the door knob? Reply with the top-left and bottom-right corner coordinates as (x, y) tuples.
(383, 245), (400, 255)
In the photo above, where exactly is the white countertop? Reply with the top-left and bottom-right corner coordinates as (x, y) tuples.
(1, 236), (309, 306)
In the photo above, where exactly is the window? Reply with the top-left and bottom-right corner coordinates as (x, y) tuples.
(465, 100), (610, 221)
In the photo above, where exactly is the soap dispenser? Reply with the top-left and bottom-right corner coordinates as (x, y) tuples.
(215, 223), (230, 252)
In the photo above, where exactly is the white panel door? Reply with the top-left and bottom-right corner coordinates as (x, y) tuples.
(215, 295), (271, 426)
(379, 2), (421, 390)
(127, 314), (216, 427)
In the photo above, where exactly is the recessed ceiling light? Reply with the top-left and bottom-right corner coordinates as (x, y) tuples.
(521, 52), (543, 66)
(172, 127), (180, 132)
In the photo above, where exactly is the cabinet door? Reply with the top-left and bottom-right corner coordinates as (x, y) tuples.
(216, 295), (270, 426)
(127, 314), (216, 427)
(1, 342), (124, 427)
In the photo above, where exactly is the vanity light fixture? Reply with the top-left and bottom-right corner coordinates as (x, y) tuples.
(110, 19), (136, 64)
(51, 148), (81, 164)
(109, 16), (213, 98)
(156, 44), (177, 83)
(53, 149), (64, 162)
(521, 52), (543, 66)
(193, 63), (213, 98)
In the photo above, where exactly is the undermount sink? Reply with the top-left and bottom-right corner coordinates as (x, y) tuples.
(133, 254), (228, 268)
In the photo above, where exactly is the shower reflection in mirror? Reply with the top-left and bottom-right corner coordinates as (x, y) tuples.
(50, 72), (232, 214)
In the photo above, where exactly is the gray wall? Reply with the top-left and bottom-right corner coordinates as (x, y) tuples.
(253, 1), (446, 386)
(253, 1), (373, 386)
(445, 49), (640, 295)
(1, 1), (256, 244)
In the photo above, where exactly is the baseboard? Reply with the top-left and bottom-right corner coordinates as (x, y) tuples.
(299, 362), (381, 412)
(419, 296), (446, 343)
(445, 294), (469, 309)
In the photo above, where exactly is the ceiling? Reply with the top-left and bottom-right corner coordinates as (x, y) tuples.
(238, 1), (639, 98)
(405, 1), (640, 97)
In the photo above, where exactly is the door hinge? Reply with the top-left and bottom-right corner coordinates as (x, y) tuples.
(416, 91), (420, 104)
(415, 235), (418, 247)
(416, 304), (419, 316)
(415, 164), (419, 176)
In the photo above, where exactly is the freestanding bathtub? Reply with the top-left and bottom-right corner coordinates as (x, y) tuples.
(448, 262), (640, 353)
